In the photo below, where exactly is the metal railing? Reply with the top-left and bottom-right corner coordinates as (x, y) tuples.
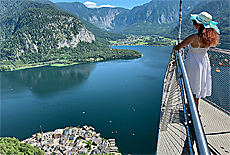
(174, 49), (210, 155)
(183, 47), (230, 115)
(205, 48), (230, 115)
(157, 46), (229, 155)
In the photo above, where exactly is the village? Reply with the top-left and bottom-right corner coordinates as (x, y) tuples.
(110, 35), (175, 46)
(21, 125), (120, 155)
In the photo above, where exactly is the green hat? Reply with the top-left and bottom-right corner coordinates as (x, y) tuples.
(190, 12), (220, 34)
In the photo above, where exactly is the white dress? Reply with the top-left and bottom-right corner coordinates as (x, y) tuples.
(185, 44), (212, 98)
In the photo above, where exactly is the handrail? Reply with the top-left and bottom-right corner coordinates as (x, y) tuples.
(175, 50), (194, 155)
(175, 50), (210, 155)
(209, 47), (230, 54)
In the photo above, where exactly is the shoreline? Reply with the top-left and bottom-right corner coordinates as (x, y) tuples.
(13, 62), (81, 71)
(1, 55), (142, 72)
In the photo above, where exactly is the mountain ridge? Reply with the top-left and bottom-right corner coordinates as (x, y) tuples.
(57, 0), (212, 35)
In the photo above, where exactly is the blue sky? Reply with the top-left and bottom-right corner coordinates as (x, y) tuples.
(49, 0), (152, 9)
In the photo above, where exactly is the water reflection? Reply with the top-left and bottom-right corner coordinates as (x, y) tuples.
(1, 64), (95, 95)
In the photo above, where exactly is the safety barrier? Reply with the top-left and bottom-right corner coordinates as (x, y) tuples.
(175, 49), (210, 155)
(157, 47), (230, 154)
(205, 48), (230, 115)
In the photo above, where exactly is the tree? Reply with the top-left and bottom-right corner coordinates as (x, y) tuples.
(0, 137), (44, 155)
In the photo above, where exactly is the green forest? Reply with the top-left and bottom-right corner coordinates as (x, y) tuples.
(0, 39), (142, 72)
(0, 1), (142, 72)
(0, 137), (44, 155)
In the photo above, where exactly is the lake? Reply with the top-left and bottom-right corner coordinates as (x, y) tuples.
(0, 45), (172, 154)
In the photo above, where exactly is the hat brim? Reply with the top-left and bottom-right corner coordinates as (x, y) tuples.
(190, 14), (220, 34)
(190, 14), (201, 23)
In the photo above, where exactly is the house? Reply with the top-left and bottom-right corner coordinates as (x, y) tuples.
(91, 131), (96, 136)
(85, 131), (91, 138)
(92, 137), (102, 145)
(91, 149), (101, 154)
(43, 132), (53, 141)
(71, 128), (77, 136)
(108, 139), (115, 142)
(41, 145), (48, 151)
(52, 150), (62, 155)
(101, 148), (110, 154)
(98, 140), (108, 150)
(109, 146), (118, 153)
(63, 149), (74, 155)
(108, 139), (116, 147)
(54, 129), (63, 138)
(78, 148), (87, 154)
(36, 142), (41, 147)
(68, 129), (72, 135)
(63, 128), (69, 135)
(47, 139), (54, 145)
(59, 145), (66, 152)
(71, 147), (79, 153)
(89, 126), (95, 131)
(59, 136), (68, 145)
(83, 125), (89, 131)
(47, 144), (55, 152)
(74, 140), (82, 147)
(80, 131), (91, 139)
(110, 142), (116, 147)
(95, 133), (100, 137)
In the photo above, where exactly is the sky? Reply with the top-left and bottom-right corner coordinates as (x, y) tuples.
(49, 0), (152, 9)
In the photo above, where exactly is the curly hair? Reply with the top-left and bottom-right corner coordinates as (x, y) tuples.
(193, 20), (219, 47)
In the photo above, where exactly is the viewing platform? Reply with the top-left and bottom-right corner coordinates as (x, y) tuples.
(156, 47), (230, 155)
(199, 99), (230, 155)
(157, 98), (230, 154)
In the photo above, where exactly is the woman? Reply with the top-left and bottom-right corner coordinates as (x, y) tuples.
(174, 12), (220, 110)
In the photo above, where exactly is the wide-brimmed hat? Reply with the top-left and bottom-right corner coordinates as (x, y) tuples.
(190, 12), (220, 34)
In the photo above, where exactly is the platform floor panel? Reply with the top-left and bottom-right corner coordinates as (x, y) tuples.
(199, 99), (230, 155)
(157, 60), (189, 155)
(157, 123), (187, 155)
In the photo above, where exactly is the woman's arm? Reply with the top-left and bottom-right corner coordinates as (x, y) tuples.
(174, 34), (196, 50)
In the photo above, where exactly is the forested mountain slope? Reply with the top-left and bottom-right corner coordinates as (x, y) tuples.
(0, 0), (141, 71)
(32, 0), (126, 42)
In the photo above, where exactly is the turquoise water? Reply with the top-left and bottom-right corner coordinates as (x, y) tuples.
(0, 45), (172, 154)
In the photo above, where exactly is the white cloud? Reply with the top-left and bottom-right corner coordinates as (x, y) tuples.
(84, 1), (116, 8)
(98, 4), (116, 8)
(84, 1), (97, 8)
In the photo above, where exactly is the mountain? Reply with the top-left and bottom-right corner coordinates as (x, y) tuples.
(0, 0), (141, 71)
(166, 0), (229, 48)
(32, 0), (126, 42)
(57, 2), (129, 32)
(57, 0), (212, 35)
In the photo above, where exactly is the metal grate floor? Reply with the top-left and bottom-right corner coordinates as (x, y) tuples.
(199, 99), (230, 155)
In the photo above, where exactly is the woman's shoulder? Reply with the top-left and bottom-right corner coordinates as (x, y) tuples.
(185, 34), (199, 41)
(190, 34), (199, 39)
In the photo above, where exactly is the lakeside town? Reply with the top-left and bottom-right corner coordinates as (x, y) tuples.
(21, 125), (120, 155)
(110, 35), (176, 46)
